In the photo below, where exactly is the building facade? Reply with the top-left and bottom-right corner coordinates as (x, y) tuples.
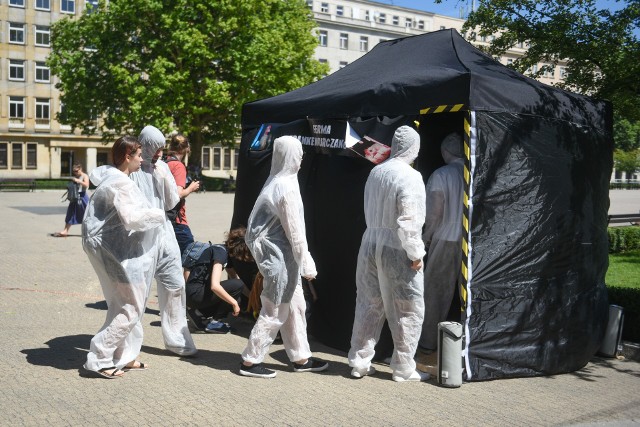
(1, 0), (602, 181)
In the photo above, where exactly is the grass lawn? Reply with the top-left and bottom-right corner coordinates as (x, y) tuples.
(607, 249), (640, 289)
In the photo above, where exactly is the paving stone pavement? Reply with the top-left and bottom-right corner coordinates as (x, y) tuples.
(1, 189), (639, 427)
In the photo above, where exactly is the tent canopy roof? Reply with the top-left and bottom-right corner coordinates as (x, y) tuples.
(242, 29), (609, 130)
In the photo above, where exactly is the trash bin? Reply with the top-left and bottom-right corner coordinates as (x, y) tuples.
(598, 305), (624, 357)
(437, 321), (463, 388)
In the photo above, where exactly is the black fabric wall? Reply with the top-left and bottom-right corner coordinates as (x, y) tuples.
(465, 112), (612, 380)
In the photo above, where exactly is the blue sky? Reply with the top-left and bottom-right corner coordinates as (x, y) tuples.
(376, 0), (630, 19)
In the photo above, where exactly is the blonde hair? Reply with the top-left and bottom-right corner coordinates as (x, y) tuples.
(167, 133), (190, 157)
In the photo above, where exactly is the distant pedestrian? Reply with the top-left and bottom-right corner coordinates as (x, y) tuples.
(54, 163), (89, 237)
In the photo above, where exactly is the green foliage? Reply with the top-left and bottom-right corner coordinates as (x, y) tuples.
(34, 179), (71, 190)
(608, 227), (640, 253)
(48, 0), (329, 164)
(613, 149), (640, 176)
(614, 115), (640, 151)
(459, 0), (640, 121)
(606, 285), (640, 343)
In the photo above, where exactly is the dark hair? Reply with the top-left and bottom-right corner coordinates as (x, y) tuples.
(167, 133), (190, 157)
(112, 136), (141, 167)
(72, 163), (83, 171)
(224, 227), (254, 262)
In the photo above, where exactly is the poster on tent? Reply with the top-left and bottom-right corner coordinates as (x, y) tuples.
(249, 118), (392, 164)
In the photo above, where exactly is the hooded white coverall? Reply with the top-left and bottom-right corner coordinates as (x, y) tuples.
(129, 125), (197, 356)
(83, 165), (165, 372)
(348, 126), (426, 380)
(241, 136), (317, 364)
(419, 135), (465, 350)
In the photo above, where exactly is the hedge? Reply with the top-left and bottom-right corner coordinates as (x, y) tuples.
(608, 226), (640, 253)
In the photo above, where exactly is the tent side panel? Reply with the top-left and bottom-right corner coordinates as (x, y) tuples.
(466, 112), (611, 380)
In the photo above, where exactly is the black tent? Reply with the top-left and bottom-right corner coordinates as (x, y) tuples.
(232, 29), (613, 381)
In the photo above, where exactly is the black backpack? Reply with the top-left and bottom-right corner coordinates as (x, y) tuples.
(64, 181), (80, 203)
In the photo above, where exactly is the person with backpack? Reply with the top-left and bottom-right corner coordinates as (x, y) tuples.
(54, 163), (89, 237)
(165, 133), (200, 261)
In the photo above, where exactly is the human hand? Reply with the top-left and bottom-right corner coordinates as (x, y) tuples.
(189, 180), (200, 193)
(411, 259), (422, 271)
(232, 302), (240, 317)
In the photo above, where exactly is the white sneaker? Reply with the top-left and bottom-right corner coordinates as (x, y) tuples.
(351, 366), (376, 379)
(392, 370), (430, 382)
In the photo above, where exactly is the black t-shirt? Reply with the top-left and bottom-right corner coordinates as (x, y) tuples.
(226, 256), (259, 290)
(186, 245), (228, 289)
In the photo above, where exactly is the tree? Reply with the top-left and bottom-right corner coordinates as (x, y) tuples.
(48, 0), (329, 164)
(613, 115), (640, 151)
(614, 149), (640, 180)
(457, 0), (640, 121)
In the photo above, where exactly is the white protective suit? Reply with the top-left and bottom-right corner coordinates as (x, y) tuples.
(348, 125), (426, 380)
(129, 125), (197, 356)
(419, 134), (465, 350)
(83, 165), (165, 372)
(241, 136), (317, 364)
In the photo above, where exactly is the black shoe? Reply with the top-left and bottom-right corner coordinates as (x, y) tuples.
(292, 357), (329, 373)
(186, 308), (206, 332)
(239, 363), (276, 378)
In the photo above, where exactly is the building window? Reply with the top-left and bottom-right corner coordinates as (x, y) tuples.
(440, 25), (446, 30)
(359, 36), (368, 52)
(61, 0), (75, 13)
(320, 2), (328, 13)
(35, 0), (50, 10)
(213, 147), (221, 169)
(35, 26), (51, 46)
(35, 98), (51, 129)
(202, 148), (210, 170)
(418, 20), (425, 30)
(85, 0), (98, 13)
(9, 23), (26, 44)
(27, 144), (37, 169)
(318, 58), (327, 64)
(560, 67), (568, 79)
(97, 152), (109, 166)
(224, 149), (231, 170)
(336, 5), (343, 16)
(9, 97), (26, 129)
(306, 0), (313, 9)
(12, 143), (23, 168)
(340, 33), (348, 50)
(10, 0), (25, 7)
(0, 143), (7, 169)
(378, 13), (386, 24)
(543, 65), (555, 79)
(405, 18), (413, 28)
(35, 62), (50, 82)
(481, 35), (487, 42)
(392, 15), (399, 25)
(318, 30), (327, 47)
(365, 10), (370, 21)
(9, 60), (26, 81)
(339, 61), (348, 69)
(507, 58), (514, 66)
(234, 150), (239, 170)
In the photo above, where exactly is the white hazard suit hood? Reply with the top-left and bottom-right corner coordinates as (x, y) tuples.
(245, 136), (316, 304)
(390, 125), (421, 165)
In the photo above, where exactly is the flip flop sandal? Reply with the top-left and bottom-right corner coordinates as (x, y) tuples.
(123, 361), (148, 371)
(95, 367), (124, 379)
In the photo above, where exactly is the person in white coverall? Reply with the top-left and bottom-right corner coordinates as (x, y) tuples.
(129, 125), (197, 356)
(419, 133), (465, 352)
(83, 136), (165, 378)
(239, 136), (328, 379)
(348, 125), (429, 382)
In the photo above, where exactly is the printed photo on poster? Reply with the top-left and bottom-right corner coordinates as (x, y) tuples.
(348, 135), (391, 164)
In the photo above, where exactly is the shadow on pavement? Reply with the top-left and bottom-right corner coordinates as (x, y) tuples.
(21, 334), (92, 370)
